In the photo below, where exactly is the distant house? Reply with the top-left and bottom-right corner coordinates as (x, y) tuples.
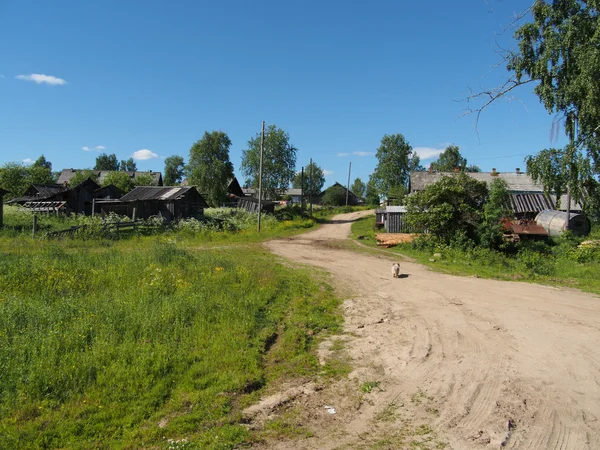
(317, 182), (361, 206)
(241, 187), (303, 203)
(237, 196), (278, 214)
(57, 169), (163, 187)
(409, 169), (583, 219)
(181, 176), (246, 206)
(95, 186), (208, 222)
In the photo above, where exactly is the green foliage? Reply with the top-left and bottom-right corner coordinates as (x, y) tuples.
(133, 173), (158, 187)
(292, 161), (325, 198)
(164, 155), (186, 186)
(101, 171), (134, 193)
(321, 185), (347, 206)
(69, 169), (99, 187)
(241, 124), (297, 201)
(405, 173), (488, 243)
(187, 132), (234, 207)
(0, 161), (54, 199)
(431, 145), (467, 172)
(387, 185), (407, 206)
(365, 176), (380, 206)
(119, 157), (137, 172)
(32, 155), (52, 171)
(351, 177), (366, 199)
(94, 153), (120, 171)
(0, 234), (341, 448)
(372, 133), (415, 195)
(478, 178), (511, 249)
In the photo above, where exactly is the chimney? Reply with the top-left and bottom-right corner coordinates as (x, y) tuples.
(454, 167), (460, 173)
(516, 168), (521, 174)
(428, 165), (433, 173)
(491, 168), (497, 176)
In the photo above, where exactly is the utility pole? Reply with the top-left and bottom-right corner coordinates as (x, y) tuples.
(309, 158), (313, 217)
(346, 161), (352, 206)
(257, 121), (265, 233)
(301, 166), (305, 212)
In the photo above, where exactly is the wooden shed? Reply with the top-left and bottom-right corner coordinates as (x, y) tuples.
(96, 186), (208, 222)
(237, 197), (278, 214)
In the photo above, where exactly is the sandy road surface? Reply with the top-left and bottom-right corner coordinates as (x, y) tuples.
(259, 210), (600, 449)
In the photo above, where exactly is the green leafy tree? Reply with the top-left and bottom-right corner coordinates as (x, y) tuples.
(365, 176), (380, 206)
(409, 152), (425, 172)
(164, 155), (185, 186)
(387, 185), (407, 206)
(472, 1), (600, 213)
(292, 161), (325, 198)
(119, 158), (137, 172)
(478, 178), (511, 249)
(187, 131), (234, 206)
(94, 153), (120, 171)
(241, 124), (297, 200)
(0, 163), (30, 198)
(351, 177), (366, 199)
(405, 173), (488, 243)
(102, 171), (134, 193)
(321, 185), (347, 206)
(69, 169), (99, 187)
(431, 145), (467, 172)
(372, 134), (414, 196)
(32, 154), (52, 171)
(133, 173), (157, 187)
(466, 164), (482, 173)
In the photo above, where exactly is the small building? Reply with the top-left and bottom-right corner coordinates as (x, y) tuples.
(6, 183), (69, 205)
(237, 197), (278, 214)
(317, 182), (360, 206)
(95, 186), (207, 222)
(535, 210), (591, 237)
(383, 205), (411, 233)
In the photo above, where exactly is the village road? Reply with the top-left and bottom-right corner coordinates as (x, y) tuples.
(262, 210), (600, 450)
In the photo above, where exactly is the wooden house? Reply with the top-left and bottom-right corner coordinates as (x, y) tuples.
(409, 169), (583, 219)
(317, 182), (361, 206)
(95, 186), (208, 222)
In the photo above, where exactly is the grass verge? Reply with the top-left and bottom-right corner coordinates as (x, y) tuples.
(0, 235), (342, 449)
(351, 213), (600, 296)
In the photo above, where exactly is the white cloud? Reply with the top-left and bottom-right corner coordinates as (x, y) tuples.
(413, 147), (445, 160)
(323, 169), (334, 176)
(337, 152), (349, 157)
(132, 149), (158, 160)
(22, 158), (33, 164)
(95, 145), (105, 150)
(15, 73), (67, 85)
(353, 151), (374, 157)
(82, 146), (91, 151)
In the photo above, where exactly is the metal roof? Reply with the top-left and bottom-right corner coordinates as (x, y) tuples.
(386, 205), (407, 213)
(120, 186), (196, 202)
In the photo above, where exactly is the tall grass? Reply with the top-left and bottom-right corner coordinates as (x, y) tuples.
(0, 235), (341, 449)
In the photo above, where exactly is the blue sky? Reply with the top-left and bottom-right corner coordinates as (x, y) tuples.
(0, 0), (568, 187)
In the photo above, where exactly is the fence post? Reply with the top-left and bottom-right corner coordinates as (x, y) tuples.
(32, 215), (38, 238)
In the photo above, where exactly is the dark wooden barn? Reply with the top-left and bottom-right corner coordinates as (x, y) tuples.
(7, 184), (69, 205)
(317, 182), (361, 206)
(96, 186), (208, 222)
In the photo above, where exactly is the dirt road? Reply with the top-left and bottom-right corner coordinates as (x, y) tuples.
(260, 210), (600, 449)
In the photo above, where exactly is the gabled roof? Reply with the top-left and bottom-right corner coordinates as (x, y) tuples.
(119, 186), (208, 207)
(7, 184), (69, 204)
(57, 169), (163, 186)
(227, 177), (245, 198)
(318, 182), (358, 198)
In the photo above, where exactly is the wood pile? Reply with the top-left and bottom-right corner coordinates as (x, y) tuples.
(376, 233), (420, 247)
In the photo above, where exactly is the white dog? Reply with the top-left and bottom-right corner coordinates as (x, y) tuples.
(392, 262), (400, 278)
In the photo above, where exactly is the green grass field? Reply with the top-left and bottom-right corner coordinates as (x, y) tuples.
(0, 209), (345, 449)
(351, 213), (600, 296)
